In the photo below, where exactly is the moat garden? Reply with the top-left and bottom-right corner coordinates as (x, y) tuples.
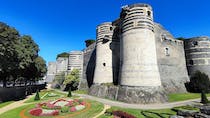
(1, 87), (210, 118)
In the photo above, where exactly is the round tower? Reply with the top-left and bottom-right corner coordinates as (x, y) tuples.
(119, 3), (161, 86)
(93, 22), (114, 84)
(184, 36), (210, 77)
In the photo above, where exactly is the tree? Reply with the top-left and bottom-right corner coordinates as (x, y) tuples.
(201, 91), (208, 104)
(85, 39), (95, 47)
(18, 35), (40, 85)
(67, 88), (72, 97)
(0, 22), (20, 87)
(64, 69), (80, 90)
(56, 52), (69, 59)
(176, 37), (186, 41)
(189, 71), (210, 93)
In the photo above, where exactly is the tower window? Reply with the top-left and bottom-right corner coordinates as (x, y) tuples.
(189, 60), (194, 65)
(110, 27), (113, 31)
(103, 63), (106, 66)
(165, 48), (170, 56)
(192, 41), (198, 46)
(147, 11), (151, 17)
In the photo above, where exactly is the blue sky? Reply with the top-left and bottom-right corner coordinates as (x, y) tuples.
(0, 0), (210, 63)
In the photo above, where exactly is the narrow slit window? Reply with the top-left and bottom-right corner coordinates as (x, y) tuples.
(165, 47), (170, 56)
(189, 60), (194, 65)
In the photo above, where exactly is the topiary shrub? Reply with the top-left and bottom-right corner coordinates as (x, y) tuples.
(34, 89), (40, 101)
(201, 91), (209, 104)
(67, 88), (72, 97)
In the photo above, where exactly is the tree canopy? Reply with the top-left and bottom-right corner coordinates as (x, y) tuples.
(85, 39), (95, 47)
(56, 52), (69, 59)
(0, 22), (47, 87)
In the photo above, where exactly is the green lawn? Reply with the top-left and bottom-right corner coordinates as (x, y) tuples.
(72, 90), (88, 94)
(168, 93), (210, 102)
(24, 89), (67, 103)
(0, 101), (14, 108)
(99, 106), (176, 118)
(0, 99), (104, 118)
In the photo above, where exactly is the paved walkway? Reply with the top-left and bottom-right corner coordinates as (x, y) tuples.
(75, 93), (204, 109)
(0, 94), (34, 114)
(93, 104), (111, 118)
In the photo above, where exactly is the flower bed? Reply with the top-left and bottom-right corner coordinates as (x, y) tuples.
(29, 98), (86, 116)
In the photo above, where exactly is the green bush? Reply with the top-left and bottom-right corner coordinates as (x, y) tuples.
(201, 91), (209, 104)
(34, 90), (40, 101)
(61, 106), (69, 113)
(67, 88), (72, 97)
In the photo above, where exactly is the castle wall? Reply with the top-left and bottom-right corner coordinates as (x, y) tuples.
(79, 43), (96, 89)
(184, 37), (210, 77)
(46, 62), (56, 82)
(93, 22), (114, 84)
(154, 23), (189, 93)
(56, 57), (69, 73)
(119, 4), (161, 86)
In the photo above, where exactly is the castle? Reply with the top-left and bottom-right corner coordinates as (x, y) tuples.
(47, 3), (210, 104)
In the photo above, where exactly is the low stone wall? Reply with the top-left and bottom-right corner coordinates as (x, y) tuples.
(89, 85), (168, 104)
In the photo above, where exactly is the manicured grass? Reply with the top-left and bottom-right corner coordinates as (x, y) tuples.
(0, 99), (104, 118)
(24, 89), (67, 103)
(0, 105), (27, 118)
(0, 101), (14, 108)
(72, 90), (88, 94)
(99, 106), (176, 118)
(168, 93), (210, 102)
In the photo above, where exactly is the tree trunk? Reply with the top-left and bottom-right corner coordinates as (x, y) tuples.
(3, 78), (7, 88)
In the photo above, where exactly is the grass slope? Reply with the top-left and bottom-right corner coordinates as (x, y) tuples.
(168, 93), (210, 102)
(0, 101), (14, 108)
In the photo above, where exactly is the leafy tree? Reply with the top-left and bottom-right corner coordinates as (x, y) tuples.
(85, 39), (95, 47)
(0, 22), (20, 87)
(56, 52), (69, 59)
(188, 71), (210, 93)
(64, 69), (80, 90)
(176, 37), (186, 41)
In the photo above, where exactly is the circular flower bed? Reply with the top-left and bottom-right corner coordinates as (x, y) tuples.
(29, 98), (86, 117)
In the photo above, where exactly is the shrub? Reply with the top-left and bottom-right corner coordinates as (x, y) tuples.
(187, 71), (210, 93)
(201, 91), (209, 104)
(112, 110), (136, 118)
(34, 89), (40, 101)
(61, 106), (69, 113)
(29, 108), (42, 116)
(67, 88), (72, 97)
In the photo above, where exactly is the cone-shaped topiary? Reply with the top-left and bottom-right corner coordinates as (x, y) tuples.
(67, 88), (72, 97)
(201, 91), (208, 104)
(34, 89), (40, 101)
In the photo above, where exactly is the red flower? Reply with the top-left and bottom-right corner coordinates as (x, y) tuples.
(70, 107), (76, 112)
(29, 108), (42, 116)
(80, 101), (86, 105)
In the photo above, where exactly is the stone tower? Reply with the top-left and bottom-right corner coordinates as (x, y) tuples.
(119, 4), (161, 86)
(93, 22), (114, 84)
(184, 36), (210, 77)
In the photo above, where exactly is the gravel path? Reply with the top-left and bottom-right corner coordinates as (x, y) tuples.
(93, 104), (111, 118)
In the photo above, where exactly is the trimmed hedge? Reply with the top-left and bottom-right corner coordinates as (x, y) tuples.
(0, 83), (46, 102)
